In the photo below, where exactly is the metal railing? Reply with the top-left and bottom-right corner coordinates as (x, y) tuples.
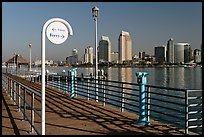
(45, 74), (202, 135)
(2, 73), (202, 135)
(2, 74), (42, 135)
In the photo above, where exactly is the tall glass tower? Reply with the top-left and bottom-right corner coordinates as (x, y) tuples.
(98, 36), (111, 62)
(118, 31), (132, 64)
(166, 38), (174, 64)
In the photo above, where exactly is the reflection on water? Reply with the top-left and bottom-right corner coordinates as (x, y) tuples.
(118, 68), (132, 83)
(2, 66), (202, 89)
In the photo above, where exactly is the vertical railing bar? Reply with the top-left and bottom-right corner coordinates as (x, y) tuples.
(87, 79), (90, 101)
(18, 84), (21, 112)
(14, 81), (16, 105)
(121, 83), (124, 112)
(24, 87), (27, 120)
(75, 72), (77, 98)
(10, 79), (12, 99)
(185, 90), (189, 135)
(58, 76), (60, 90)
(103, 79), (105, 106)
(31, 92), (35, 133)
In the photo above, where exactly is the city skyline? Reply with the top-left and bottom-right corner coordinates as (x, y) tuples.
(2, 2), (202, 62)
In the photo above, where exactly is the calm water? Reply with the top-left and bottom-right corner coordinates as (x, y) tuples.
(2, 66), (202, 133)
(2, 66), (202, 89)
(31, 66), (202, 90)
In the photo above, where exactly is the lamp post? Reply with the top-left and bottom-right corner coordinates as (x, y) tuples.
(92, 6), (99, 102)
(29, 44), (32, 71)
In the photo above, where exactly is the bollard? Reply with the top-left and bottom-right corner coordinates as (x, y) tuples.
(69, 68), (77, 98)
(134, 72), (151, 125)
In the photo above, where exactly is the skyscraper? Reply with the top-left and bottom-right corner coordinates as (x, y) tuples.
(72, 48), (78, 63)
(194, 49), (201, 63)
(118, 31), (132, 64)
(84, 46), (93, 64)
(184, 44), (192, 63)
(174, 43), (189, 64)
(155, 45), (166, 64)
(166, 38), (174, 64)
(98, 36), (111, 62)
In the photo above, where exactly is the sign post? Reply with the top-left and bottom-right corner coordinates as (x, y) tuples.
(41, 18), (73, 135)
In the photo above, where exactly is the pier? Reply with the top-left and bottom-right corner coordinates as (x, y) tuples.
(2, 72), (202, 135)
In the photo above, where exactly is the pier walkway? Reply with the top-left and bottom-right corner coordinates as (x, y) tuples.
(2, 73), (185, 135)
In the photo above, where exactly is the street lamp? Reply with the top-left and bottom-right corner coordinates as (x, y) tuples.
(92, 6), (99, 102)
(29, 44), (32, 71)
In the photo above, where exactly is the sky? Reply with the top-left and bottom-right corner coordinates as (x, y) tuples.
(2, 2), (202, 63)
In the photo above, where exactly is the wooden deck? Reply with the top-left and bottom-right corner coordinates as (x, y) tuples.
(2, 73), (185, 135)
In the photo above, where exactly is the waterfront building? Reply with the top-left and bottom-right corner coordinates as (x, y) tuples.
(118, 30), (132, 64)
(194, 49), (201, 63)
(99, 36), (111, 63)
(84, 46), (93, 64)
(138, 51), (145, 60)
(111, 52), (118, 63)
(166, 38), (174, 64)
(34, 60), (53, 66)
(154, 45), (166, 64)
(66, 49), (78, 65)
(72, 48), (78, 62)
(174, 43), (187, 64)
(184, 44), (192, 63)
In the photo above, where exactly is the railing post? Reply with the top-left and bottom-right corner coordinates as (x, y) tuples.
(185, 90), (189, 135)
(58, 76), (60, 90)
(65, 76), (68, 94)
(146, 86), (151, 122)
(5, 76), (8, 94)
(134, 72), (151, 125)
(95, 78), (98, 102)
(103, 80), (105, 106)
(75, 76), (77, 98)
(121, 83), (124, 112)
(31, 92), (35, 133)
(18, 84), (21, 112)
(14, 81), (16, 105)
(8, 77), (10, 95)
(69, 68), (77, 98)
(87, 79), (90, 101)
(24, 87), (27, 120)
(10, 79), (13, 100)
(52, 75), (54, 88)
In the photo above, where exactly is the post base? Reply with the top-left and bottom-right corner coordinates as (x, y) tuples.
(134, 120), (151, 126)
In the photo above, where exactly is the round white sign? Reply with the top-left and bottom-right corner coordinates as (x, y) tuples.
(46, 21), (68, 44)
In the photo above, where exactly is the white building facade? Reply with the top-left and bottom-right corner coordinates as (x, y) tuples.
(118, 31), (132, 64)
(84, 46), (93, 64)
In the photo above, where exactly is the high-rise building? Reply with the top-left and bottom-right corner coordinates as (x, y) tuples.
(174, 43), (189, 64)
(194, 49), (201, 63)
(84, 46), (93, 64)
(184, 44), (192, 63)
(111, 52), (118, 63)
(99, 36), (111, 62)
(166, 38), (174, 64)
(66, 49), (78, 65)
(138, 51), (145, 60)
(118, 31), (132, 64)
(72, 48), (78, 63)
(155, 45), (166, 64)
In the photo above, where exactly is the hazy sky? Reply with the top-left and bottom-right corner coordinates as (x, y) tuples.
(2, 2), (202, 62)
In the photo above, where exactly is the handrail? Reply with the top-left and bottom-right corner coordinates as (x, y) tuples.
(2, 73), (42, 135)
(2, 73), (202, 135)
